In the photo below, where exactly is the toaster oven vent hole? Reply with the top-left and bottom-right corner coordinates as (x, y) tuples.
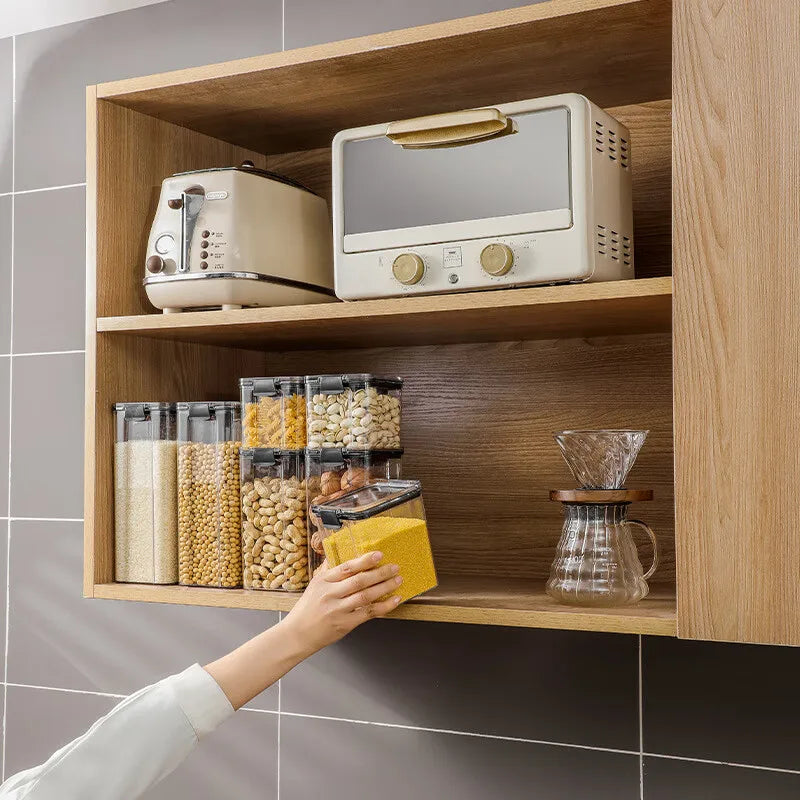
(596, 226), (633, 264)
(594, 121), (629, 168)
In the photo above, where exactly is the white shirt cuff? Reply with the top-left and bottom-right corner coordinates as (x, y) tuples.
(168, 664), (235, 739)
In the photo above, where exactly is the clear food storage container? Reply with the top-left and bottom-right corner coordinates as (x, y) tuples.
(177, 401), (243, 588)
(240, 377), (306, 449)
(240, 448), (309, 591)
(306, 374), (402, 450)
(311, 480), (437, 603)
(114, 402), (178, 584)
(306, 448), (403, 573)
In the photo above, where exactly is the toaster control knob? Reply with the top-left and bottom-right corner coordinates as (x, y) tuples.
(146, 255), (164, 274)
(480, 243), (514, 276)
(392, 253), (425, 285)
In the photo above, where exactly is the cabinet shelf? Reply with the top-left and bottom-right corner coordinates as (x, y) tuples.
(94, 576), (676, 636)
(97, 277), (672, 350)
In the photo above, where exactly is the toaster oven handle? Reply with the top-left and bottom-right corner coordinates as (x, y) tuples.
(179, 185), (205, 273)
(385, 108), (515, 149)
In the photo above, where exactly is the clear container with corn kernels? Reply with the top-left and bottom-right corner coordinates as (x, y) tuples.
(177, 402), (243, 588)
(240, 448), (309, 591)
(311, 480), (437, 605)
(305, 374), (402, 450)
(306, 448), (403, 574)
(240, 377), (306, 449)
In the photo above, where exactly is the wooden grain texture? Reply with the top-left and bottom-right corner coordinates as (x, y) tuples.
(267, 333), (675, 584)
(96, 277), (673, 350)
(93, 578), (677, 635)
(94, 100), (268, 317)
(673, 1), (800, 645)
(266, 100), (673, 281)
(96, 0), (671, 153)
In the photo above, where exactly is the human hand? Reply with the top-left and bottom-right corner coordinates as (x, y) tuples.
(282, 551), (402, 656)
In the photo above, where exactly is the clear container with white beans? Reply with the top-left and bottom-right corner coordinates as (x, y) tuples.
(240, 448), (309, 591)
(177, 402), (243, 588)
(306, 448), (403, 574)
(114, 402), (178, 584)
(305, 374), (402, 450)
(240, 377), (306, 449)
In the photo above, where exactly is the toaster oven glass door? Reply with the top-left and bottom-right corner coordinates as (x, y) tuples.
(342, 107), (571, 253)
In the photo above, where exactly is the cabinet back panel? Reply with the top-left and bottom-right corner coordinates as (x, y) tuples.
(267, 332), (674, 582)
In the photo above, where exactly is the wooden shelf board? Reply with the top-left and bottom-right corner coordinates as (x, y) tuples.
(93, 576), (676, 636)
(97, 277), (672, 350)
(94, 0), (672, 153)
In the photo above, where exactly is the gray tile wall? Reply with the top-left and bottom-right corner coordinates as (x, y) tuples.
(0, 1), (797, 798)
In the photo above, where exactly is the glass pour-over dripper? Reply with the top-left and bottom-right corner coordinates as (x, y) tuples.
(554, 429), (648, 489)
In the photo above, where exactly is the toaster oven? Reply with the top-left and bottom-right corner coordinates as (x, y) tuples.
(144, 163), (335, 313)
(332, 94), (633, 300)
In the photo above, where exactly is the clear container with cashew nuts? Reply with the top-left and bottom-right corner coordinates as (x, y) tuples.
(240, 448), (309, 591)
(311, 480), (437, 604)
(305, 374), (402, 450)
(177, 401), (243, 588)
(240, 376), (306, 449)
(306, 447), (403, 575)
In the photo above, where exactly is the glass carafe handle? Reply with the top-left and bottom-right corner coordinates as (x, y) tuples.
(628, 520), (659, 580)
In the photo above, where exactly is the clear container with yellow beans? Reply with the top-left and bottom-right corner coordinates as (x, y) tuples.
(240, 377), (306, 449)
(311, 480), (437, 604)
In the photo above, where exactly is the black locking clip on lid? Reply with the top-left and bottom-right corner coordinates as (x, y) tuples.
(312, 479), (421, 530)
(241, 447), (281, 466)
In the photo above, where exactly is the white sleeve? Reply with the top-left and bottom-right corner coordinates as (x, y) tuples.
(0, 664), (235, 800)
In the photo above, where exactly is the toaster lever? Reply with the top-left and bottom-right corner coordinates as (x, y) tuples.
(179, 184), (205, 273)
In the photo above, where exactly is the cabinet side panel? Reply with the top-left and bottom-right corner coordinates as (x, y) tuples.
(673, 0), (800, 644)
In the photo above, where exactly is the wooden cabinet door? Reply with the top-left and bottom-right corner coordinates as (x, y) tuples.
(673, 0), (800, 644)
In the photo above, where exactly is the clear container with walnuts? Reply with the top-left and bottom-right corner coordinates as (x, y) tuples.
(240, 448), (308, 591)
(177, 401), (243, 588)
(306, 447), (403, 574)
(305, 374), (402, 450)
(240, 377), (306, 449)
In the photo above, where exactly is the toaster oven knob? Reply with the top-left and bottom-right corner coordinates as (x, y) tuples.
(146, 255), (164, 274)
(392, 253), (425, 285)
(480, 243), (514, 276)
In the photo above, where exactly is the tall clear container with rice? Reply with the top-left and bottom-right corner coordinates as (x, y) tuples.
(311, 480), (437, 604)
(113, 402), (178, 584)
(177, 402), (243, 588)
(240, 376), (306, 448)
(241, 448), (309, 590)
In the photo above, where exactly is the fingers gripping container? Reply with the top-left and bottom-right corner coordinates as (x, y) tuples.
(177, 402), (243, 588)
(306, 374), (402, 450)
(240, 377), (307, 449)
(312, 480), (437, 604)
(241, 448), (309, 591)
(114, 403), (178, 584)
(307, 448), (403, 573)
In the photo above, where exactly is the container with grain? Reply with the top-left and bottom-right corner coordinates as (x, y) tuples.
(177, 401), (243, 588)
(240, 448), (309, 591)
(306, 448), (403, 574)
(305, 374), (402, 450)
(240, 376), (306, 449)
(114, 402), (178, 584)
(311, 480), (436, 604)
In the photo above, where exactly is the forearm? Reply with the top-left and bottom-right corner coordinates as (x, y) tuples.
(203, 617), (313, 710)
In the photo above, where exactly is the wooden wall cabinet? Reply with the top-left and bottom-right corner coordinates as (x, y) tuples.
(83, 0), (797, 645)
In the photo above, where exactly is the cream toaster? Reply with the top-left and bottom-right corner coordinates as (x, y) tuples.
(332, 93), (633, 300)
(144, 162), (335, 313)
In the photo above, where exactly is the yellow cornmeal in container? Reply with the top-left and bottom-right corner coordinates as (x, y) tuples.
(322, 516), (437, 603)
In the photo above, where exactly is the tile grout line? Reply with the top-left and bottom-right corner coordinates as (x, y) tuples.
(8, 517), (83, 522)
(0, 182), (86, 199)
(276, 611), (282, 800)
(3, 34), (16, 783)
(642, 752), (800, 777)
(638, 634), (644, 799)
(11, 350), (85, 358)
(4, 682), (125, 700)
